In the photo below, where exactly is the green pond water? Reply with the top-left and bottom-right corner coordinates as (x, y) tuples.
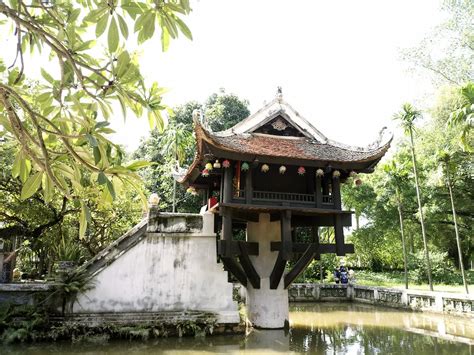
(4, 302), (473, 354)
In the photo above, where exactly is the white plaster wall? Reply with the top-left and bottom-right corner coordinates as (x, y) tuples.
(74, 213), (238, 323)
(246, 213), (289, 328)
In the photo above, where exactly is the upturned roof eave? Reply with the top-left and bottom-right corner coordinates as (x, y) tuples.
(177, 119), (392, 186)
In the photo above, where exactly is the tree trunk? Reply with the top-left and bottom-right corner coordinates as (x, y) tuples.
(446, 168), (469, 294)
(409, 128), (433, 291)
(396, 186), (409, 289)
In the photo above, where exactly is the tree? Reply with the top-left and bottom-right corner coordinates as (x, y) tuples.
(438, 150), (469, 293)
(401, 0), (473, 86)
(134, 91), (250, 212)
(0, 138), (142, 277)
(159, 118), (193, 212)
(205, 91), (250, 131)
(449, 82), (474, 151)
(394, 103), (433, 291)
(0, 0), (192, 237)
(383, 161), (409, 289)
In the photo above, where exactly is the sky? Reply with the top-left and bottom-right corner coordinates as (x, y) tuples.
(0, 0), (446, 152)
(110, 0), (446, 152)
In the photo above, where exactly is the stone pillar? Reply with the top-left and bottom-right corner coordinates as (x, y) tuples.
(246, 213), (289, 329)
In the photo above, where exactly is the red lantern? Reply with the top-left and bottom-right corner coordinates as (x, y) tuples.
(202, 169), (210, 177)
(222, 159), (231, 168)
(297, 166), (306, 175)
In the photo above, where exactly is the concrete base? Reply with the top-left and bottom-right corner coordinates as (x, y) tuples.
(247, 278), (289, 328)
(246, 213), (289, 328)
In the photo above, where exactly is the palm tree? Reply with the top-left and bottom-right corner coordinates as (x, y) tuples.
(449, 82), (473, 151)
(394, 103), (433, 291)
(438, 150), (469, 294)
(159, 119), (193, 212)
(383, 160), (409, 289)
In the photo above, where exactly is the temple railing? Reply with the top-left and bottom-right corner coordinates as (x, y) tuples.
(232, 189), (334, 208)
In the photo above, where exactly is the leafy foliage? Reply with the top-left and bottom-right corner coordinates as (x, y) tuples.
(0, 0), (192, 237)
(134, 91), (250, 212)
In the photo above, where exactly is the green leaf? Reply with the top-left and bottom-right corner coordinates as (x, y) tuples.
(96, 14), (109, 37)
(86, 133), (98, 147)
(21, 171), (44, 200)
(98, 171), (108, 185)
(161, 27), (170, 52)
(95, 121), (110, 129)
(175, 17), (192, 40)
(106, 179), (116, 200)
(79, 201), (88, 239)
(117, 14), (129, 39)
(42, 174), (54, 203)
(108, 17), (120, 53)
(20, 159), (31, 183)
(93, 146), (101, 164)
(12, 152), (22, 178)
(41, 68), (54, 84)
(126, 160), (154, 171)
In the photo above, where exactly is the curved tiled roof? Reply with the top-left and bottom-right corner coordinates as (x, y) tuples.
(209, 131), (391, 163)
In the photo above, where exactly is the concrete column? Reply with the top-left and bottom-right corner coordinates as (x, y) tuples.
(246, 213), (289, 329)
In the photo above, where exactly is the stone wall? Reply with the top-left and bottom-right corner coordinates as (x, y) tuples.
(288, 283), (474, 317)
(71, 211), (239, 324)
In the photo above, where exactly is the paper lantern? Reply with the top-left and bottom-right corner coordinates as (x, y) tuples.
(241, 162), (250, 171)
(213, 160), (221, 169)
(222, 159), (231, 168)
(202, 169), (210, 177)
(333, 170), (341, 178)
(297, 166), (306, 175)
(261, 164), (270, 173)
(279, 165), (286, 174)
(205, 162), (213, 170)
(316, 168), (324, 177)
(186, 186), (197, 195)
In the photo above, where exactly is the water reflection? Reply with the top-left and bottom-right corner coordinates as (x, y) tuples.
(3, 302), (473, 354)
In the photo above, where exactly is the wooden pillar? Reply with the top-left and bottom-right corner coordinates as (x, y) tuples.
(281, 210), (292, 260)
(223, 166), (233, 203)
(315, 176), (322, 208)
(221, 209), (233, 257)
(245, 167), (253, 204)
(334, 215), (345, 256)
(322, 176), (329, 196)
(332, 175), (342, 209)
(222, 168), (233, 256)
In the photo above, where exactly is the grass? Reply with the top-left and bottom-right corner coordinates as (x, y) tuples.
(354, 270), (473, 294)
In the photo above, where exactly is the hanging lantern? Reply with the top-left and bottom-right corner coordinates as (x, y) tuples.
(201, 169), (210, 177)
(222, 159), (231, 168)
(349, 171), (358, 178)
(297, 166), (306, 175)
(241, 162), (250, 171)
(186, 186), (197, 195)
(213, 159), (221, 169)
(355, 178), (362, 186)
(261, 164), (270, 173)
(279, 165), (287, 174)
(316, 168), (324, 177)
(332, 170), (341, 178)
(205, 162), (213, 171)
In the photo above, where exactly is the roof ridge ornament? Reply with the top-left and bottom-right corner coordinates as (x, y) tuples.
(276, 86), (283, 103)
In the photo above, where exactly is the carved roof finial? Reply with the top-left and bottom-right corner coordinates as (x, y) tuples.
(276, 86), (283, 102)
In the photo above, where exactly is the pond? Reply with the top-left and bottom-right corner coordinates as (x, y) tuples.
(4, 302), (473, 354)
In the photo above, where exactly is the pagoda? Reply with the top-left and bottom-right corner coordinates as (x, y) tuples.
(177, 89), (391, 328)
